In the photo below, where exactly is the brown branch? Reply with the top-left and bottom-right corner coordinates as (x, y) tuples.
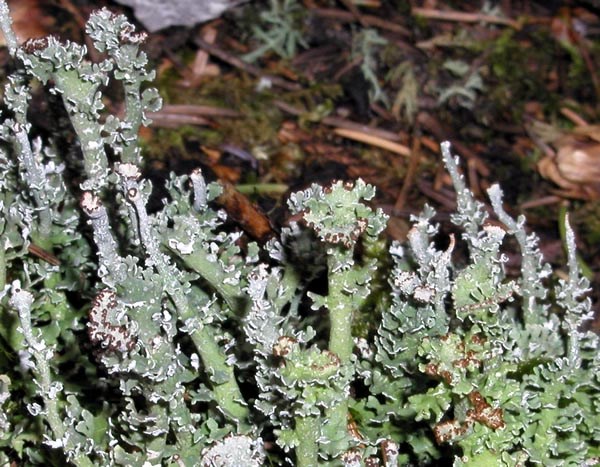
(337, 0), (368, 28)
(412, 7), (521, 29)
(416, 112), (490, 177)
(28, 244), (60, 266)
(147, 113), (210, 128)
(194, 37), (301, 91)
(394, 135), (421, 211)
(156, 104), (242, 118)
(144, 104), (243, 128)
(560, 107), (588, 127)
(519, 195), (563, 210)
(312, 8), (411, 36)
(333, 128), (411, 157)
(274, 100), (404, 142)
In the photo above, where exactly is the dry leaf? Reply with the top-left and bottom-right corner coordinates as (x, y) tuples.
(216, 181), (274, 241)
(538, 135), (600, 199)
(530, 119), (600, 199)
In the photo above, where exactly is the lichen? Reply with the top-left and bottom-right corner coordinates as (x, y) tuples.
(0, 4), (597, 466)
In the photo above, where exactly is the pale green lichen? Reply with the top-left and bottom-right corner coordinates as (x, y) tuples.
(0, 3), (597, 466)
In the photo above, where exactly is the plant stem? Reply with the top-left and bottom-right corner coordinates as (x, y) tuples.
(324, 248), (355, 453)
(190, 326), (249, 425)
(10, 287), (93, 467)
(35, 351), (93, 467)
(174, 248), (242, 312)
(235, 183), (289, 195)
(294, 416), (319, 467)
(0, 244), (5, 291)
(327, 250), (354, 363)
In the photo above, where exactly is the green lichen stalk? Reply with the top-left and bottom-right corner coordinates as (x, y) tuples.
(287, 179), (388, 459)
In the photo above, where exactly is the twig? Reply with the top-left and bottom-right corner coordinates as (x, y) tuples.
(337, 0), (368, 28)
(394, 135), (421, 211)
(412, 7), (521, 29)
(274, 100), (404, 142)
(145, 104), (242, 128)
(416, 112), (490, 177)
(147, 113), (210, 128)
(312, 8), (411, 36)
(216, 181), (274, 241)
(369, 102), (394, 121)
(333, 128), (411, 156)
(520, 195), (563, 210)
(194, 37), (301, 91)
(155, 104), (242, 118)
(417, 180), (457, 210)
(192, 26), (220, 77)
(333, 54), (363, 81)
(560, 107), (589, 127)
(292, 44), (340, 66)
(28, 244), (60, 266)
(56, 0), (102, 62)
(420, 136), (440, 153)
(572, 30), (600, 101)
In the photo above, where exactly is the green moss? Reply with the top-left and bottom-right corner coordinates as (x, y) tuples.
(487, 29), (561, 119)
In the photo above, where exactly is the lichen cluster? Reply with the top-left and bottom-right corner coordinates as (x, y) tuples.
(0, 4), (597, 466)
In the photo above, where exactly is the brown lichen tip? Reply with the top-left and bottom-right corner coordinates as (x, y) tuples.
(115, 162), (141, 180)
(305, 215), (368, 248)
(88, 289), (136, 353)
(118, 23), (147, 45)
(452, 350), (481, 370)
(433, 419), (467, 444)
(467, 391), (505, 430)
(340, 448), (362, 466)
(381, 439), (399, 465)
(272, 335), (297, 358)
(423, 362), (453, 385)
(22, 36), (51, 54)
(310, 350), (341, 373)
(80, 191), (102, 216)
(126, 187), (139, 202)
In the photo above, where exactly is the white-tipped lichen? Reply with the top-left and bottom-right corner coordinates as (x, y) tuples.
(0, 2), (597, 466)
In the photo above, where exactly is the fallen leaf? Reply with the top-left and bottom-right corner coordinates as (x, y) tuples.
(216, 181), (274, 241)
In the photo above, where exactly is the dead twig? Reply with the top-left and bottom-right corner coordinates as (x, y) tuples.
(274, 100), (404, 142)
(145, 104), (242, 127)
(192, 26), (220, 77)
(520, 195), (563, 210)
(333, 54), (363, 81)
(28, 244), (60, 266)
(147, 113), (210, 128)
(177, 26), (221, 87)
(333, 128), (411, 157)
(194, 37), (301, 91)
(312, 8), (411, 36)
(416, 112), (490, 177)
(394, 134), (421, 211)
(216, 181), (274, 242)
(56, 0), (103, 62)
(417, 180), (457, 210)
(154, 104), (242, 118)
(560, 107), (589, 127)
(412, 7), (521, 29)
(337, 0), (369, 28)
